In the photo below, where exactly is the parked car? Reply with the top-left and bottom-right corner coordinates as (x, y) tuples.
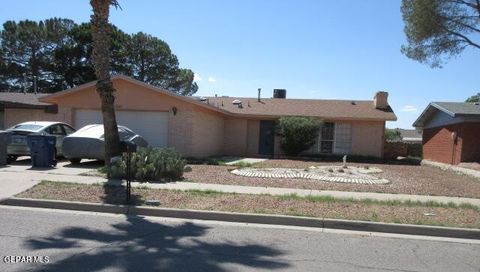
(6, 121), (76, 163)
(62, 124), (148, 164)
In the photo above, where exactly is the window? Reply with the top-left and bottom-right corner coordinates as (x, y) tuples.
(47, 125), (65, 135)
(320, 122), (334, 153)
(307, 122), (351, 155)
(334, 123), (351, 154)
(62, 125), (76, 135)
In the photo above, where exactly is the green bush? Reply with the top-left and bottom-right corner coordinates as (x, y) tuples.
(108, 147), (186, 182)
(277, 116), (322, 156)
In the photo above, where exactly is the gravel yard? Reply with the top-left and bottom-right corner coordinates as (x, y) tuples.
(183, 160), (480, 198)
(16, 181), (480, 228)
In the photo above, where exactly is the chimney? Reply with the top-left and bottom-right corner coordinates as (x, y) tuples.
(273, 89), (286, 99)
(374, 91), (389, 109)
(258, 88), (261, 102)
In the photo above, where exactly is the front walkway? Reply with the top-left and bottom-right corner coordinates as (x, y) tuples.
(1, 168), (479, 207)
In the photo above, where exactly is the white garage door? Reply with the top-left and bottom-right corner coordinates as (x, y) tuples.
(75, 109), (168, 148)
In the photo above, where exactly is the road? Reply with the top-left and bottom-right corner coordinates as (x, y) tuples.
(0, 206), (479, 272)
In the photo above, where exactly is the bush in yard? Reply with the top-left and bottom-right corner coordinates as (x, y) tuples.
(108, 147), (186, 182)
(277, 116), (322, 156)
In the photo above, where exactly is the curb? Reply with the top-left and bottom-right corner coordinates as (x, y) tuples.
(2, 197), (479, 240)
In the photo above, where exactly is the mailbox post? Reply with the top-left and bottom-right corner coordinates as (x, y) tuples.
(119, 140), (137, 204)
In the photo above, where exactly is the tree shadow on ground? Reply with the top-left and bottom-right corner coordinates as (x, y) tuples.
(25, 214), (289, 271)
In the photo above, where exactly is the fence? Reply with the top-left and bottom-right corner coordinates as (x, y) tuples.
(384, 142), (422, 159)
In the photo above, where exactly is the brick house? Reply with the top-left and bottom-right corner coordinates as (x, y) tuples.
(1, 75), (397, 158)
(413, 102), (480, 164)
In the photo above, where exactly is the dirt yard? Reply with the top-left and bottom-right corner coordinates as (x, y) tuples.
(16, 181), (480, 228)
(183, 160), (480, 198)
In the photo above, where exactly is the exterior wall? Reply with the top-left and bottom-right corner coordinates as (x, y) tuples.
(422, 124), (463, 164)
(223, 118), (248, 156)
(168, 109), (194, 155)
(46, 78), (225, 157)
(459, 123), (480, 162)
(423, 122), (480, 164)
(350, 121), (385, 158)
(246, 119), (260, 156)
(190, 109), (224, 157)
(227, 118), (386, 159)
(3, 107), (71, 128)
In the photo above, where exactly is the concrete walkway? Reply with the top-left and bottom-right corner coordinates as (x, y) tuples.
(1, 168), (479, 207)
(422, 160), (480, 179)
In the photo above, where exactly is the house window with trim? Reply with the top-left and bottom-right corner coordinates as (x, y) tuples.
(308, 122), (351, 155)
(334, 123), (351, 154)
(320, 122), (334, 153)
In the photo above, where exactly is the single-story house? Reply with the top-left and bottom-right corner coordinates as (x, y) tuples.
(1, 75), (397, 158)
(413, 102), (480, 164)
(0, 93), (58, 130)
(387, 128), (422, 143)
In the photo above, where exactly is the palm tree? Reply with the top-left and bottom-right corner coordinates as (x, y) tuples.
(90, 0), (121, 165)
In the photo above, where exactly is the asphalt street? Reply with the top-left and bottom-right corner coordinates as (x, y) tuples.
(0, 206), (479, 272)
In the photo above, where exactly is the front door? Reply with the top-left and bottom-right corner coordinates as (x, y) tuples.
(258, 120), (275, 156)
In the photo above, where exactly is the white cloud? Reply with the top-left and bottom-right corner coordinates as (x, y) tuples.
(194, 73), (202, 81)
(400, 105), (417, 112)
(208, 77), (216, 82)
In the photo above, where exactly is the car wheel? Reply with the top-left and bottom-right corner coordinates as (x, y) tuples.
(69, 158), (81, 164)
(7, 155), (17, 164)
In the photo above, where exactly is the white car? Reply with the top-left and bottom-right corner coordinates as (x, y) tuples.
(6, 121), (76, 162)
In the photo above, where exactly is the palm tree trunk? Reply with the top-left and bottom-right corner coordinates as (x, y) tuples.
(90, 0), (120, 165)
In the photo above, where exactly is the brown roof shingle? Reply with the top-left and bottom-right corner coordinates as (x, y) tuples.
(200, 97), (397, 121)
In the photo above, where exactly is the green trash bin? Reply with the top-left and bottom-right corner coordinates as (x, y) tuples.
(0, 130), (11, 166)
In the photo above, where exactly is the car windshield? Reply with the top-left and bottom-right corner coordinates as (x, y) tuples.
(11, 124), (43, 131)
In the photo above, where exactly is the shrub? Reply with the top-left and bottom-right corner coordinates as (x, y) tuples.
(108, 147), (186, 182)
(277, 116), (322, 156)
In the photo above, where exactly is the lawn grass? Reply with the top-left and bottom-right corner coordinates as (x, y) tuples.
(15, 181), (480, 229)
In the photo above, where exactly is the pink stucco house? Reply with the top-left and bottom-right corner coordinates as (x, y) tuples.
(0, 75), (396, 158)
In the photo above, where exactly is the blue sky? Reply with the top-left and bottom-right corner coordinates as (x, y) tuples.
(2, 0), (479, 128)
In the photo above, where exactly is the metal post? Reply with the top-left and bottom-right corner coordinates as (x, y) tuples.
(126, 148), (131, 204)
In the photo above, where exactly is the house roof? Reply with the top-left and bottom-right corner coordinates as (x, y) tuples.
(433, 102), (480, 115)
(397, 128), (422, 139)
(9, 75), (396, 121)
(394, 128), (422, 142)
(0, 92), (51, 108)
(201, 97), (397, 121)
(413, 102), (480, 127)
(39, 75), (234, 116)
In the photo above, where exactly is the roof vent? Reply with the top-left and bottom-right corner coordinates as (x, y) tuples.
(273, 89), (286, 99)
(232, 99), (242, 105)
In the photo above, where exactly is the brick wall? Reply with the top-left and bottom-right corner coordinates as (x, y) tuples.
(422, 124), (462, 164)
(459, 122), (480, 162)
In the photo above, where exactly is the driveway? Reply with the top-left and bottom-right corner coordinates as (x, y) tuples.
(0, 157), (104, 201)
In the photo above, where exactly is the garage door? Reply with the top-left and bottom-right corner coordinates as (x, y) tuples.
(75, 109), (168, 148)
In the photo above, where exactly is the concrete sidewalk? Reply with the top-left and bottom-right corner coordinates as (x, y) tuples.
(1, 169), (480, 207)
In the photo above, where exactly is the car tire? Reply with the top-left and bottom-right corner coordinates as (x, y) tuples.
(69, 158), (81, 164)
(7, 155), (17, 164)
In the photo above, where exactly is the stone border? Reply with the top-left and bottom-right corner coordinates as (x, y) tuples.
(2, 197), (479, 240)
(231, 168), (390, 184)
(422, 160), (480, 179)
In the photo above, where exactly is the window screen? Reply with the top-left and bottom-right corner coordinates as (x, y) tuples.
(333, 123), (351, 154)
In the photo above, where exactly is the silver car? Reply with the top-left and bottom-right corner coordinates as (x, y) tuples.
(6, 121), (76, 163)
(62, 124), (148, 164)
